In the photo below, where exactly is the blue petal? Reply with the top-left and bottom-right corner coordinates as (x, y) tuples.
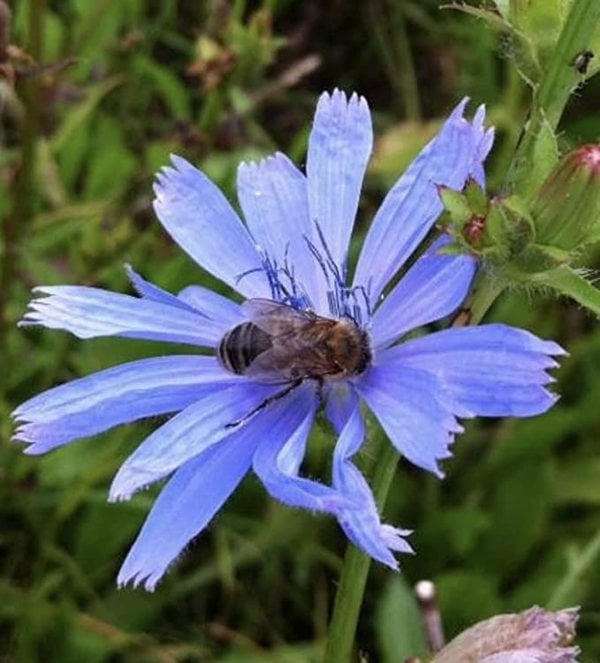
(354, 99), (493, 303)
(357, 364), (465, 476)
(153, 155), (268, 298)
(125, 265), (199, 313)
(237, 154), (307, 260)
(324, 383), (356, 434)
(331, 394), (413, 567)
(236, 154), (323, 308)
(117, 427), (258, 590)
(306, 90), (373, 287)
(386, 324), (565, 416)
(369, 236), (476, 348)
(253, 384), (353, 513)
(126, 265), (245, 335)
(12, 356), (237, 455)
(177, 285), (244, 328)
(117, 381), (332, 590)
(109, 381), (282, 500)
(21, 285), (223, 346)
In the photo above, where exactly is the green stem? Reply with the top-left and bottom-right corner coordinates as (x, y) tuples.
(322, 429), (398, 663)
(390, 1), (421, 122)
(546, 526), (600, 610)
(509, 0), (600, 198)
(366, 1), (421, 120)
(466, 272), (506, 326)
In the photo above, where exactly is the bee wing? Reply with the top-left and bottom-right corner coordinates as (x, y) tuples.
(242, 298), (315, 336)
(243, 341), (330, 383)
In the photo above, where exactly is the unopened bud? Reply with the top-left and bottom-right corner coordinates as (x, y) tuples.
(533, 144), (600, 250)
(430, 606), (579, 663)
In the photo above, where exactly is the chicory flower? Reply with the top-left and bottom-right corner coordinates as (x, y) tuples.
(13, 90), (564, 589)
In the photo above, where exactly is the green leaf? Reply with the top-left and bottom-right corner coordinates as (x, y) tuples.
(435, 571), (501, 636)
(439, 186), (472, 226)
(554, 458), (600, 505)
(518, 114), (559, 200)
(480, 459), (552, 578)
(547, 527), (600, 609)
(493, 0), (510, 21)
(132, 54), (191, 120)
(444, 4), (509, 31)
(376, 575), (428, 663)
(518, 0), (564, 68)
(513, 243), (570, 273)
(531, 265), (600, 315)
(51, 76), (125, 153)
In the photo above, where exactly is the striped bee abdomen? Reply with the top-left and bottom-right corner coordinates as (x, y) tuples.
(217, 322), (273, 375)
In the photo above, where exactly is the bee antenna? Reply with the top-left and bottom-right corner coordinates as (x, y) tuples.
(313, 221), (345, 287)
(236, 246), (313, 310)
(235, 266), (262, 284)
(304, 234), (331, 285)
(353, 283), (373, 319)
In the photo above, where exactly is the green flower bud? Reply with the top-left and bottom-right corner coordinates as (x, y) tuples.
(533, 144), (600, 250)
(437, 179), (491, 252)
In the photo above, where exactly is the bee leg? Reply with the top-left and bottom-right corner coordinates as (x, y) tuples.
(225, 379), (303, 429)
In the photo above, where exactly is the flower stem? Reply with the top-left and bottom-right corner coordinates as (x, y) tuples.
(322, 427), (398, 663)
(465, 272), (505, 327)
(508, 0), (600, 199)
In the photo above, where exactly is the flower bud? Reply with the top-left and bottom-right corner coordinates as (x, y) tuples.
(533, 144), (600, 250)
(430, 606), (579, 663)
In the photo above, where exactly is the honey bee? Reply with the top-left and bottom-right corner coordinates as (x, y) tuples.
(218, 299), (371, 426)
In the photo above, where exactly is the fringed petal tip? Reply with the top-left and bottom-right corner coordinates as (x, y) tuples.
(450, 97), (486, 129)
(10, 426), (29, 444)
(238, 151), (286, 173)
(317, 88), (369, 115)
(450, 96), (470, 122)
(117, 569), (161, 592)
(547, 341), (569, 357)
(152, 155), (197, 204)
(366, 526), (415, 571)
(109, 467), (156, 503)
(381, 525), (415, 555)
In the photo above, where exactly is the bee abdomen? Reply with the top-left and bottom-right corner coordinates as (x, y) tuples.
(218, 322), (272, 375)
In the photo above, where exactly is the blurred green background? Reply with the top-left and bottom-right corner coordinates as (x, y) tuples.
(1, 1), (599, 661)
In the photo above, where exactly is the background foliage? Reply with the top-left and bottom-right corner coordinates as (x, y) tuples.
(1, 1), (599, 661)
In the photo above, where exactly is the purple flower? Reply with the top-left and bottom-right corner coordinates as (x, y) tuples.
(12, 90), (564, 590)
(431, 605), (580, 663)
